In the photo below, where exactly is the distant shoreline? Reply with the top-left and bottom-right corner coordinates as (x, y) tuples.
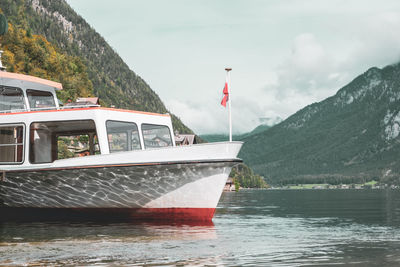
(229, 181), (400, 190)
(269, 181), (399, 190)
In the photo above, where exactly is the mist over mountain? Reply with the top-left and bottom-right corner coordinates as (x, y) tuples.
(240, 63), (400, 185)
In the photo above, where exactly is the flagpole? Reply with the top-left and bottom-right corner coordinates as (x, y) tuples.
(225, 68), (232, 142)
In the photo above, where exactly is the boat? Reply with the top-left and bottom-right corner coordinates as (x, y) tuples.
(0, 66), (242, 222)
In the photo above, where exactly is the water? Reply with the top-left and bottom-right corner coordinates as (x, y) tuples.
(1, 189), (400, 266)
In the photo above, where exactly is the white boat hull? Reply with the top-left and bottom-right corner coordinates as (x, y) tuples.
(0, 142), (242, 221)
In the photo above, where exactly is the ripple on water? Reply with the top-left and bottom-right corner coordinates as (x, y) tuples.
(1, 190), (400, 266)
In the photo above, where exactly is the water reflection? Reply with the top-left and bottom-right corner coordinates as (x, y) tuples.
(0, 221), (216, 243)
(0, 221), (218, 266)
(217, 189), (400, 266)
(1, 190), (400, 266)
(219, 189), (400, 226)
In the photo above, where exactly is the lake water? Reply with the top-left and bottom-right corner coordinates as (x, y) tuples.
(1, 189), (400, 266)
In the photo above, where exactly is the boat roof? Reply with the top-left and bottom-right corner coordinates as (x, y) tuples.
(0, 71), (63, 90)
(0, 106), (171, 117)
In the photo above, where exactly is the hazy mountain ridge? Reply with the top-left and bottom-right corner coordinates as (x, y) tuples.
(240, 63), (400, 185)
(200, 124), (272, 143)
(0, 0), (192, 133)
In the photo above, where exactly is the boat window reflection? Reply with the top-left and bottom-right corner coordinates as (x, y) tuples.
(29, 120), (99, 163)
(0, 86), (26, 112)
(0, 125), (24, 164)
(106, 120), (141, 152)
(57, 134), (100, 160)
(27, 89), (56, 110)
(141, 124), (172, 149)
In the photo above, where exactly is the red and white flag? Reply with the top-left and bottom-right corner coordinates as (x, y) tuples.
(221, 77), (229, 107)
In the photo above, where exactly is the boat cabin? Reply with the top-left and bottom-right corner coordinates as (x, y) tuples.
(0, 72), (175, 167)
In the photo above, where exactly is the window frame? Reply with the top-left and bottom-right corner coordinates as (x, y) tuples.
(29, 119), (99, 164)
(0, 85), (26, 113)
(26, 89), (56, 111)
(106, 120), (142, 153)
(0, 123), (25, 165)
(141, 123), (173, 149)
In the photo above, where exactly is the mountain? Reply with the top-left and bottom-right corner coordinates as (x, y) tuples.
(200, 133), (243, 143)
(200, 124), (271, 143)
(0, 0), (192, 134)
(244, 124), (272, 137)
(240, 63), (400, 185)
(1, 22), (94, 102)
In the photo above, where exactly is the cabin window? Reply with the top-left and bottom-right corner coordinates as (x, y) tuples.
(27, 89), (56, 110)
(106, 120), (141, 152)
(0, 86), (25, 112)
(30, 120), (99, 164)
(0, 124), (24, 164)
(141, 124), (172, 149)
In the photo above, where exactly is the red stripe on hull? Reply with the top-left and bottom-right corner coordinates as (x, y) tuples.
(128, 208), (216, 222)
(0, 207), (216, 223)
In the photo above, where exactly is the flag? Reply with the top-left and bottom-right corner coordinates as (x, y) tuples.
(221, 78), (229, 107)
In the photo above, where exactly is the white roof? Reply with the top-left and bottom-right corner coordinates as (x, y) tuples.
(0, 71), (63, 90)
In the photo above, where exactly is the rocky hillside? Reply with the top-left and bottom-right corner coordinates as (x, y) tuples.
(240, 63), (400, 185)
(0, 0), (192, 134)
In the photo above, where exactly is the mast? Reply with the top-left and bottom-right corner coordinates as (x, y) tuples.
(225, 68), (232, 142)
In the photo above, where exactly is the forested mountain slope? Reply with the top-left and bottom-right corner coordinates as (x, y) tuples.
(240, 63), (400, 185)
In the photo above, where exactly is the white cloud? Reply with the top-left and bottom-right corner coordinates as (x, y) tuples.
(253, 33), (347, 121)
(167, 99), (223, 134)
(170, 15), (400, 134)
(290, 33), (326, 72)
(250, 11), (400, 125)
(167, 97), (264, 134)
(66, 1), (400, 134)
(351, 12), (400, 68)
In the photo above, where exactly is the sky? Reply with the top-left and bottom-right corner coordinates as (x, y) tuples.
(66, 0), (400, 134)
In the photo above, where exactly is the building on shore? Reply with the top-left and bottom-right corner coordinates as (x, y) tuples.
(224, 178), (235, 191)
(175, 134), (196, 146)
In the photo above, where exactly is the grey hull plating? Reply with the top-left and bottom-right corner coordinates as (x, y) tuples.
(0, 161), (236, 208)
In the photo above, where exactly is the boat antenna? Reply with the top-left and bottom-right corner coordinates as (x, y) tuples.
(0, 13), (8, 72)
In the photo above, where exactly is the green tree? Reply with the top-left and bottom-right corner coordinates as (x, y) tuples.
(230, 163), (269, 189)
(0, 22), (93, 102)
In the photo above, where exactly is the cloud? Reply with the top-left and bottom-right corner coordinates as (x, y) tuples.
(66, 1), (400, 135)
(166, 99), (224, 134)
(169, 32), (353, 134)
(170, 14), (400, 135)
(256, 33), (348, 120)
(167, 97), (266, 134)
(290, 33), (326, 72)
(351, 12), (400, 68)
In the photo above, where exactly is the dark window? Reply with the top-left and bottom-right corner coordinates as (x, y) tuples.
(27, 89), (56, 110)
(0, 86), (25, 112)
(142, 124), (172, 149)
(30, 120), (99, 164)
(106, 120), (141, 153)
(0, 125), (24, 164)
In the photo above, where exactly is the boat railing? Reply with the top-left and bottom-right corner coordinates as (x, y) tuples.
(60, 104), (101, 109)
(0, 104), (100, 114)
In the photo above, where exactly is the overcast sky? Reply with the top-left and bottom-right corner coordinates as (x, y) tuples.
(66, 0), (400, 134)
